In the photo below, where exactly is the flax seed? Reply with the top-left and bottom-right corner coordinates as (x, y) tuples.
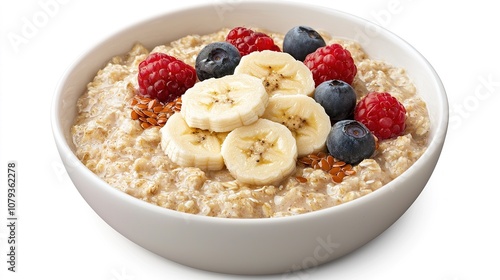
(308, 154), (320, 160)
(153, 105), (164, 113)
(147, 117), (158, 126)
(133, 108), (145, 117)
(332, 172), (345, 183)
(316, 152), (327, 158)
(343, 164), (353, 171)
(131, 110), (139, 120)
(319, 158), (330, 171)
(344, 170), (356, 176)
(327, 155), (335, 166)
(312, 160), (320, 169)
(143, 110), (157, 118)
(298, 157), (313, 165)
(296, 176), (308, 183)
(140, 122), (151, 129)
(161, 107), (171, 113)
(329, 166), (341, 176)
(140, 96), (152, 103)
(332, 161), (346, 168)
(148, 99), (157, 110)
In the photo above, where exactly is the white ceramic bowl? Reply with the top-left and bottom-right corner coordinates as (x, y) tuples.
(51, 0), (448, 275)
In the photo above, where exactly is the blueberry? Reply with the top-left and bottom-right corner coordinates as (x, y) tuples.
(283, 26), (326, 61)
(326, 120), (376, 165)
(195, 42), (241, 81)
(314, 80), (357, 122)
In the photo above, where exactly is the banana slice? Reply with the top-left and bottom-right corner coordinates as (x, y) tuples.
(160, 113), (227, 170)
(180, 74), (268, 132)
(262, 94), (331, 157)
(234, 50), (315, 97)
(221, 119), (297, 185)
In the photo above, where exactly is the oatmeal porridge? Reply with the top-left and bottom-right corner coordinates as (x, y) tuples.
(71, 27), (430, 218)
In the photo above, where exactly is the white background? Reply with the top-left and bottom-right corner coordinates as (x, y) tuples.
(1, 0), (499, 279)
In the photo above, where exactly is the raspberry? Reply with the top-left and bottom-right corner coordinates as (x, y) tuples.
(303, 44), (357, 86)
(138, 52), (196, 103)
(226, 27), (281, 56)
(354, 92), (407, 140)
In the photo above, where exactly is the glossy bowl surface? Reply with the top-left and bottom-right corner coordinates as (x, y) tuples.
(52, 0), (448, 275)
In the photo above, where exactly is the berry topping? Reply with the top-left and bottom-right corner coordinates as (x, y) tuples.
(326, 120), (376, 165)
(303, 44), (357, 86)
(226, 27), (281, 56)
(354, 92), (407, 140)
(283, 26), (326, 61)
(137, 52), (196, 103)
(195, 42), (241, 81)
(314, 80), (357, 122)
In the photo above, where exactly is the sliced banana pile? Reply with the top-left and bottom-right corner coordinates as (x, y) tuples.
(160, 51), (330, 185)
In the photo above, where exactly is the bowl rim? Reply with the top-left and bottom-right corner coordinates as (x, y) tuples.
(51, 0), (449, 225)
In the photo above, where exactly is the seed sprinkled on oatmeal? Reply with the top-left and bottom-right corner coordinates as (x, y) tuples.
(130, 95), (182, 128)
(298, 152), (357, 183)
